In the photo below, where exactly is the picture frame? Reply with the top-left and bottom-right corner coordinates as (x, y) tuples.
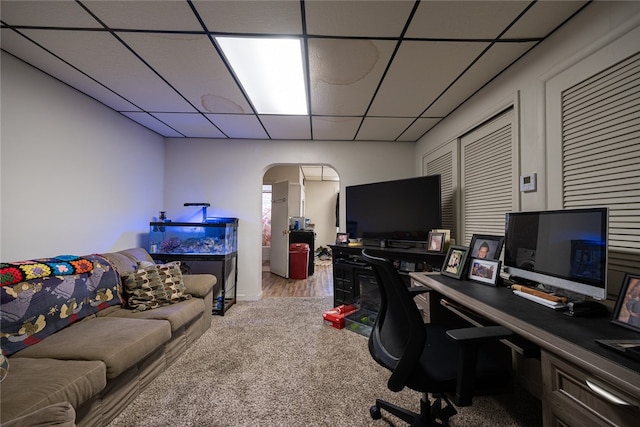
(441, 245), (470, 279)
(594, 339), (640, 362)
(427, 231), (445, 252)
(336, 232), (349, 244)
(611, 273), (640, 333)
(468, 258), (501, 286)
(469, 234), (505, 260)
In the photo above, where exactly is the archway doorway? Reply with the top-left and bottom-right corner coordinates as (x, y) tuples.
(262, 164), (339, 279)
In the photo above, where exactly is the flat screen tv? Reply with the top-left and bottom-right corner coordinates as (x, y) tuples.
(504, 207), (608, 300)
(345, 175), (442, 244)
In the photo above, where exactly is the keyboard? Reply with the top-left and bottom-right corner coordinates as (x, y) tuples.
(513, 290), (567, 310)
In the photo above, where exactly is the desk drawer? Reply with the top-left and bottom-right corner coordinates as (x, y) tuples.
(542, 351), (640, 427)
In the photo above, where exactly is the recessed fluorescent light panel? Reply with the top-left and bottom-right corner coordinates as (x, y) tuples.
(216, 37), (308, 115)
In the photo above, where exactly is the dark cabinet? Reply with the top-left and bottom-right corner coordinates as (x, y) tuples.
(333, 261), (365, 306)
(329, 244), (446, 308)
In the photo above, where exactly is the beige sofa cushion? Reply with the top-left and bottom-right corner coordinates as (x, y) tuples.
(0, 358), (105, 424)
(13, 317), (171, 380)
(99, 298), (205, 332)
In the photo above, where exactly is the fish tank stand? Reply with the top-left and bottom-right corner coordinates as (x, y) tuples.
(149, 218), (238, 315)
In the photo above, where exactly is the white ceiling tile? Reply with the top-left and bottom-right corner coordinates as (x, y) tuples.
(117, 32), (252, 114)
(312, 116), (361, 140)
(83, 0), (202, 31)
(0, 0), (101, 27)
(368, 41), (489, 117)
(321, 166), (340, 180)
(302, 165), (323, 180)
(207, 114), (268, 139)
(407, 1), (529, 39)
(305, 0), (415, 37)
(192, 0), (302, 34)
(503, 1), (589, 39)
(121, 112), (182, 137)
(356, 117), (414, 141)
(309, 39), (396, 115)
(1, 29), (141, 112)
(397, 118), (441, 142)
(19, 29), (196, 112)
(423, 41), (536, 117)
(260, 116), (311, 139)
(153, 113), (226, 138)
(302, 165), (339, 181)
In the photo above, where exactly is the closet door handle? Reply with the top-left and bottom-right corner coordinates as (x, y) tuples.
(586, 380), (635, 407)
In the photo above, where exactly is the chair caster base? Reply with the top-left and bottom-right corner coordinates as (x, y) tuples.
(370, 405), (382, 420)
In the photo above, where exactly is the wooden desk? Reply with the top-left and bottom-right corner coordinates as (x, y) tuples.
(410, 272), (640, 427)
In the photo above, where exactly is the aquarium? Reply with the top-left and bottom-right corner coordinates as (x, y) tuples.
(149, 218), (238, 255)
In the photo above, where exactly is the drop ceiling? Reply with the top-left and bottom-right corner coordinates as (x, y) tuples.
(1, 0), (589, 142)
(301, 165), (339, 182)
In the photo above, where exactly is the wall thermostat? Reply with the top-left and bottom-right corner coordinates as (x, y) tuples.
(520, 173), (537, 192)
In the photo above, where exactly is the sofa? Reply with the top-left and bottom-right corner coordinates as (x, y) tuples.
(0, 248), (217, 426)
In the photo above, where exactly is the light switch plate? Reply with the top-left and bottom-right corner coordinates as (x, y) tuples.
(520, 173), (537, 192)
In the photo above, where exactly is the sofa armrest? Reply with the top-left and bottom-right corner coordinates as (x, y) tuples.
(182, 274), (216, 298)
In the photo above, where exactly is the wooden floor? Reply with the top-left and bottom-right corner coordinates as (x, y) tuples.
(261, 259), (333, 298)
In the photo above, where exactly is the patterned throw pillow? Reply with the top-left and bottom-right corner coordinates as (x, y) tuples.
(155, 261), (191, 303)
(122, 265), (172, 312)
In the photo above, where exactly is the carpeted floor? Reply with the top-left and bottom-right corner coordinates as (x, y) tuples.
(108, 297), (542, 426)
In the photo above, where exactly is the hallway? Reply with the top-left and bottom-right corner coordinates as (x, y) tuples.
(261, 260), (333, 298)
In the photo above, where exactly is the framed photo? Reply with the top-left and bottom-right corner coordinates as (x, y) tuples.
(441, 245), (470, 279)
(595, 339), (640, 362)
(468, 258), (501, 286)
(336, 232), (349, 244)
(427, 231), (445, 252)
(469, 234), (505, 260)
(611, 273), (640, 333)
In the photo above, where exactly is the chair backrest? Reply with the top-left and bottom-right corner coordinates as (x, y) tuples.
(362, 250), (427, 392)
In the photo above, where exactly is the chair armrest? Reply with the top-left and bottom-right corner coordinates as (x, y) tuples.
(446, 326), (513, 407)
(409, 286), (432, 297)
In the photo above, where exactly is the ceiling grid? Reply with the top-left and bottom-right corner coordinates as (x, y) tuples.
(1, 0), (590, 142)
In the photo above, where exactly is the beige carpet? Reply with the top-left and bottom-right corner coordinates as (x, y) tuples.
(108, 297), (542, 426)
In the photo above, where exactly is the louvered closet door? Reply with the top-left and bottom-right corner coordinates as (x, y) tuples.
(423, 140), (458, 241)
(460, 110), (517, 247)
(561, 52), (640, 290)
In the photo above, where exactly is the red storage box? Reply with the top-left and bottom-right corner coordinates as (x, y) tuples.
(322, 304), (357, 329)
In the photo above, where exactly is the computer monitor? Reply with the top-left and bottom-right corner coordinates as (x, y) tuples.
(504, 207), (608, 300)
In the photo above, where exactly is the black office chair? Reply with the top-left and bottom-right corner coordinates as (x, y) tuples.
(361, 250), (513, 426)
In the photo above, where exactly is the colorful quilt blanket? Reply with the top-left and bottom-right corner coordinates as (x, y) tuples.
(0, 254), (122, 356)
(1, 255), (95, 286)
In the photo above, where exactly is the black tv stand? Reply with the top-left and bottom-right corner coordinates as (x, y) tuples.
(329, 244), (446, 307)
(387, 242), (416, 249)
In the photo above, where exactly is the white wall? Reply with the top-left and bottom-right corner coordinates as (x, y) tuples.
(305, 180), (340, 250)
(415, 1), (640, 213)
(163, 138), (415, 301)
(1, 52), (165, 261)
